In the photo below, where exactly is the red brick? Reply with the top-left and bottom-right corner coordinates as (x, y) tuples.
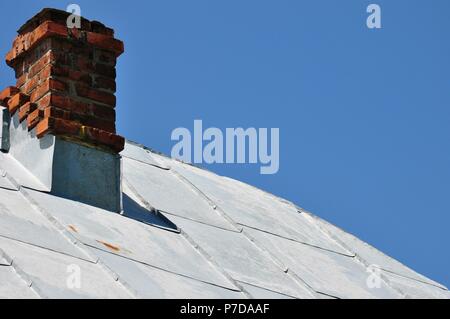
(76, 56), (94, 71)
(16, 74), (27, 88)
(75, 85), (116, 107)
(41, 104), (115, 133)
(86, 32), (124, 56)
(94, 76), (116, 92)
(94, 50), (117, 66)
(7, 21), (69, 66)
(18, 102), (37, 122)
(17, 9), (91, 35)
(7, 93), (30, 114)
(0, 86), (20, 103)
(37, 94), (89, 114)
(79, 116), (115, 133)
(30, 78), (67, 103)
(91, 103), (115, 121)
(22, 75), (40, 95)
(56, 68), (93, 86)
(36, 117), (81, 138)
(27, 108), (43, 130)
(94, 63), (116, 78)
(28, 51), (53, 79)
(81, 126), (124, 152)
(23, 63), (56, 95)
(90, 21), (114, 37)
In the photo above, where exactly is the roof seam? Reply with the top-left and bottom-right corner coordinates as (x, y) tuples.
(168, 168), (244, 232)
(122, 177), (181, 233)
(0, 246), (43, 298)
(240, 223), (355, 257)
(0, 233), (94, 264)
(121, 154), (170, 171)
(160, 209), (242, 233)
(176, 228), (252, 298)
(376, 266), (449, 291)
(167, 164), (319, 299)
(301, 210), (409, 298)
(122, 175), (251, 297)
(236, 280), (300, 299)
(5, 173), (139, 298)
(86, 244), (247, 295)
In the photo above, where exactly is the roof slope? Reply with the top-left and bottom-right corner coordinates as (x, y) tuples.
(0, 140), (448, 299)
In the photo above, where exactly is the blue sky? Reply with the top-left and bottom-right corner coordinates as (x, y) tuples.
(1, 0), (449, 288)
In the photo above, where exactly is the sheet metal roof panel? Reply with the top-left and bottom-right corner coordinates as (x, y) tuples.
(380, 270), (450, 299)
(24, 188), (240, 291)
(0, 188), (94, 262)
(167, 160), (350, 255)
(121, 142), (169, 169)
(0, 237), (132, 299)
(90, 247), (246, 299)
(304, 212), (447, 290)
(0, 170), (17, 191)
(123, 158), (237, 231)
(0, 266), (38, 299)
(0, 152), (48, 191)
(169, 215), (315, 299)
(243, 226), (401, 299)
(0, 213), (94, 262)
(1, 139), (448, 299)
(238, 282), (295, 299)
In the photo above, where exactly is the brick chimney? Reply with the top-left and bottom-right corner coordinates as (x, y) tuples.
(0, 8), (125, 211)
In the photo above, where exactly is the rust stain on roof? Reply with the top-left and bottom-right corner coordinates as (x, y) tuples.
(96, 240), (121, 252)
(68, 225), (78, 233)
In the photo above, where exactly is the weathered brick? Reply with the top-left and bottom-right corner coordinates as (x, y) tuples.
(16, 74), (27, 88)
(18, 102), (37, 122)
(76, 56), (94, 71)
(37, 93), (88, 114)
(86, 32), (124, 56)
(94, 50), (117, 66)
(94, 76), (116, 92)
(36, 117), (81, 138)
(40, 104), (115, 133)
(7, 21), (69, 66)
(30, 78), (67, 102)
(5, 9), (123, 153)
(81, 126), (124, 152)
(7, 93), (30, 114)
(75, 84), (116, 107)
(94, 63), (116, 78)
(79, 116), (115, 133)
(28, 51), (53, 79)
(27, 108), (43, 130)
(90, 21), (114, 37)
(0, 86), (20, 103)
(22, 75), (40, 95)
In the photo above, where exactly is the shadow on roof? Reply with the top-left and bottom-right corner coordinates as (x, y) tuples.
(121, 193), (179, 233)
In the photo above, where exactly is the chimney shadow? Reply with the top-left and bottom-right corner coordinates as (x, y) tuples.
(121, 193), (179, 233)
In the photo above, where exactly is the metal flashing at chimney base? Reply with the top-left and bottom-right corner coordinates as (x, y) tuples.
(8, 112), (122, 212)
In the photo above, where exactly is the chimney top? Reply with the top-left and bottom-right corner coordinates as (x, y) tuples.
(16, 8), (112, 36)
(2, 7), (125, 153)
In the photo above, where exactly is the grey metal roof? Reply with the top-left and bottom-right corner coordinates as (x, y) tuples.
(0, 140), (449, 299)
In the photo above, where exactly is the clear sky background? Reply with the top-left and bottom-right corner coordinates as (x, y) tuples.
(1, 0), (449, 288)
